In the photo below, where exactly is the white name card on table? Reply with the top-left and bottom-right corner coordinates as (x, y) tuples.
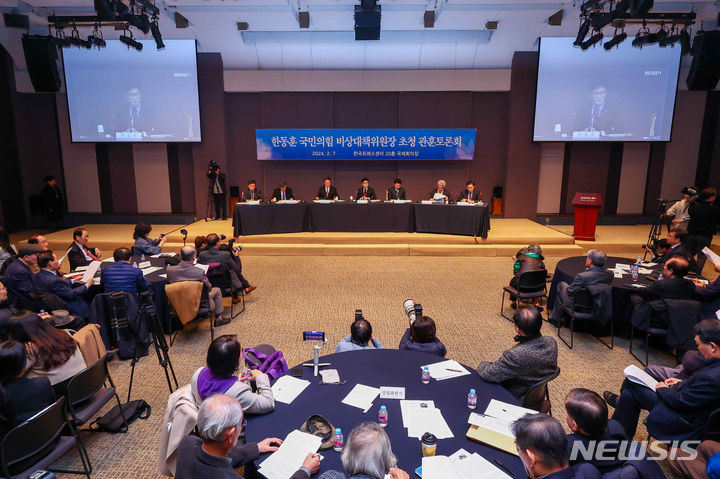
(138, 261), (151, 269)
(158, 273), (167, 279)
(246, 200), (261, 205)
(314, 200), (333, 204)
(379, 387), (405, 399)
(616, 263), (631, 271)
(271, 375), (310, 404)
(456, 202), (471, 206)
(141, 266), (163, 276)
(421, 200), (433, 204)
(638, 268), (654, 275)
(356, 199), (369, 204)
(392, 200), (410, 204)
(81, 261), (102, 282)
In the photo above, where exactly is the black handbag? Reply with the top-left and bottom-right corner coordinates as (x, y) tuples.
(90, 400), (151, 433)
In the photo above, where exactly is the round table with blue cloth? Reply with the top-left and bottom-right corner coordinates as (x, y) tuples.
(245, 349), (525, 478)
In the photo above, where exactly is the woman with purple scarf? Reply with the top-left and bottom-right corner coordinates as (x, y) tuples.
(190, 335), (275, 415)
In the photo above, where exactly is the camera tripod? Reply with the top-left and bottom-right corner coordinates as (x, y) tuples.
(642, 198), (673, 261)
(127, 292), (178, 402)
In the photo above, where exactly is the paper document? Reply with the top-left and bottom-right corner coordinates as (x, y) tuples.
(638, 268), (654, 275)
(341, 384), (380, 410)
(623, 364), (658, 390)
(58, 247), (73, 265)
(141, 266), (163, 276)
(421, 200), (433, 204)
(150, 252), (177, 258)
(642, 262), (658, 267)
(613, 272), (624, 278)
(258, 430), (321, 479)
(449, 449), (511, 479)
(406, 406), (453, 439)
(616, 263), (631, 271)
(158, 273), (167, 279)
(194, 263), (209, 274)
(81, 261), (102, 282)
(468, 412), (514, 437)
(271, 375), (310, 404)
(629, 283), (647, 288)
(319, 369), (341, 384)
(702, 247), (720, 267)
(314, 200), (333, 204)
(485, 399), (537, 423)
(102, 257), (115, 263)
(74, 265), (89, 272)
(400, 400), (435, 427)
(421, 359), (471, 380)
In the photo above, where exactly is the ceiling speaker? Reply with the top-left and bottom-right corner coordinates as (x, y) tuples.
(548, 10), (563, 26)
(485, 21), (498, 30)
(299, 11), (310, 29)
(424, 10), (435, 28)
(175, 12), (189, 29)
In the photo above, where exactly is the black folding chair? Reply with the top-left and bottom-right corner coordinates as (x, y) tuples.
(522, 367), (561, 416)
(0, 397), (92, 478)
(501, 270), (548, 321)
(67, 355), (127, 433)
(207, 263), (244, 319)
(629, 326), (672, 367)
(629, 299), (700, 366)
(557, 286), (613, 350)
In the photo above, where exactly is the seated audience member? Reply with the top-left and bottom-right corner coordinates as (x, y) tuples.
(0, 282), (11, 336)
(316, 177), (339, 200)
(67, 228), (102, 271)
(100, 248), (148, 296)
(644, 350), (704, 383)
(603, 319), (720, 440)
(194, 235), (208, 252)
(168, 246), (230, 326)
(427, 179), (453, 204)
(190, 335), (274, 414)
(692, 263), (720, 318)
(668, 440), (720, 479)
(656, 228), (691, 264)
(398, 300), (446, 357)
(646, 238), (668, 262)
(27, 234), (49, 251)
(458, 180), (481, 203)
(510, 243), (546, 291)
(0, 227), (16, 274)
(336, 318), (384, 352)
(356, 178), (377, 200)
(32, 250), (93, 319)
(550, 249), (613, 325)
(4, 243), (42, 310)
(632, 256), (695, 302)
(271, 182), (295, 202)
(687, 187), (720, 270)
(565, 389), (627, 473)
(477, 305), (558, 402)
(133, 222), (167, 256)
(7, 310), (86, 397)
(0, 340), (55, 437)
(198, 233), (256, 296)
(319, 422), (410, 479)
(513, 414), (602, 479)
(175, 395), (320, 479)
(243, 179), (263, 202)
(386, 179), (406, 201)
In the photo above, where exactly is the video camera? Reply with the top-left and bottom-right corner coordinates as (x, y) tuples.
(215, 234), (243, 253)
(641, 237), (668, 253)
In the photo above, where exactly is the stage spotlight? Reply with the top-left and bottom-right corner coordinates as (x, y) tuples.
(128, 13), (151, 34)
(632, 30), (651, 47)
(580, 31), (603, 49)
(574, 19), (591, 45)
(68, 26), (91, 48)
(120, 32), (143, 51)
(604, 31), (627, 49)
(87, 25), (106, 48)
(150, 20), (165, 50)
(655, 26), (668, 45)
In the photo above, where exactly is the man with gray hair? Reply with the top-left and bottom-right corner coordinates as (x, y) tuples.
(550, 249), (613, 325)
(167, 246), (230, 326)
(513, 413), (601, 479)
(319, 422), (409, 479)
(427, 179), (453, 203)
(176, 395), (320, 479)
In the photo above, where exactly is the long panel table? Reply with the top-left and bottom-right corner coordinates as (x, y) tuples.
(246, 349), (525, 477)
(233, 202), (490, 237)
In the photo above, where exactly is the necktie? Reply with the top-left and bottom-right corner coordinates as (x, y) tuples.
(591, 107), (598, 129)
(84, 245), (99, 261)
(395, 189), (399, 199)
(326, 187), (329, 196)
(251, 191), (254, 200)
(364, 188), (367, 196)
(282, 191), (285, 201)
(468, 192), (471, 200)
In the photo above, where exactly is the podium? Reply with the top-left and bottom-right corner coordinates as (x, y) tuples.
(572, 193), (602, 241)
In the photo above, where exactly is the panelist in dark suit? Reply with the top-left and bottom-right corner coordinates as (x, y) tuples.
(113, 86), (156, 136)
(32, 250), (93, 319)
(100, 248), (148, 296)
(458, 180), (482, 203)
(386, 178), (406, 201)
(572, 84), (622, 135)
(427, 179), (453, 203)
(271, 182), (295, 202)
(605, 319), (720, 441)
(550, 249), (613, 324)
(67, 228), (102, 271)
(316, 177), (339, 200)
(355, 177), (377, 200)
(242, 179), (263, 202)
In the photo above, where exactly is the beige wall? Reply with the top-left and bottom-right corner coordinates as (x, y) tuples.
(536, 143), (565, 214)
(133, 144), (172, 213)
(616, 143), (650, 214)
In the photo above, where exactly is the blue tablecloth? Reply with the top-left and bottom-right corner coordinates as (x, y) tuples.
(245, 349), (525, 478)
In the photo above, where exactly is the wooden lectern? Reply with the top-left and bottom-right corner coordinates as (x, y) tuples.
(572, 193), (602, 241)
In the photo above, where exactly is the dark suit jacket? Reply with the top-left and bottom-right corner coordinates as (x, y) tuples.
(386, 187), (407, 200)
(4, 259), (34, 309)
(545, 464), (602, 479)
(271, 187), (295, 201)
(567, 267), (614, 294)
(428, 189), (454, 203)
(657, 244), (700, 273)
(573, 103), (623, 134)
(643, 277), (696, 301)
(242, 188), (263, 202)
(647, 357), (720, 441)
(67, 242), (97, 271)
(355, 187), (377, 200)
(41, 184), (63, 219)
(207, 171), (227, 197)
(317, 185), (339, 200)
(198, 247), (242, 275)
(100, 261), (148, 295)
(696, 276), (720, 318)
(32, 269), (89, 318)
(458, 189), (481, 202)
(167, 262), (212, 292)
(114, 103), (157, 134)
(1, 376), (55, 432)
(568, 419), (628, 472)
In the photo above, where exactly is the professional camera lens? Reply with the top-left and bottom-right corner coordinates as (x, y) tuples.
(219, 234), (227, 241)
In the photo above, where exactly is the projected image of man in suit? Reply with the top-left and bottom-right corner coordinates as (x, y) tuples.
(115, 85), (155, 136)
(574, 83), (622, 135)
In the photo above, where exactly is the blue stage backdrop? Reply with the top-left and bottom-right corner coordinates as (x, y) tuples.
(256, 129), (476, 160)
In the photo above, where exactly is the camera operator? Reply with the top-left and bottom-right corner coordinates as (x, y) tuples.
(207, 161), (227, 221)
(663, 186), (697, 233)
(687, 187), (720, 271)
(197, 233), (256, 301)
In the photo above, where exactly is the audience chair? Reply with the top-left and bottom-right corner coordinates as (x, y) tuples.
(165, 281), (213, 344)
(31, 290), (67, 313)
(500, 269), (548, 321)
(66, 355), (127, 433)
(206, 262), (244, 319)
(522, 367), (561, 416)
(556, 285), (613, 350)
(629, 326), (671, 367)
(0, 397), (92, 478)
(704, 408), (720, 441)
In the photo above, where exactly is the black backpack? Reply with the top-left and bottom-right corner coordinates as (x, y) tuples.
(90, 399), (151, 433)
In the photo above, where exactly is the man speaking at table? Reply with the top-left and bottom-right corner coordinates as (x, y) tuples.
(356, 178), (377, 200)
(316, 177), (339, 200)
(386, 179), (406, 201)
(458, 180), (481, 203)
(271, 182), (295, 202)
(242, 179), (263, 202)
(427, 179), (453, 204)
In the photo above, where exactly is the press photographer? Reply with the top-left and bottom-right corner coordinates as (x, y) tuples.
(662, 186), (697, 232)
(207, 160), (227, 221)
(197, 233), (256, 301)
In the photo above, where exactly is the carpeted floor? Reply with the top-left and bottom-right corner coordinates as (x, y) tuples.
(52, 255), (680, 478)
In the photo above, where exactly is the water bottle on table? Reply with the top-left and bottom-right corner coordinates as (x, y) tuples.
(333, 428), (343, 452)
(378, 405), (388, 427)
(467, 388), (477, 409)
(421, 366), (430, 384)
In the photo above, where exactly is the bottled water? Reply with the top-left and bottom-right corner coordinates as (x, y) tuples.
(378, 405), (388, 427)
(133, 262), (138, 268)
(141, 253), (145, 262)
(421, 366), (431, 384)
(241, 366), (250, 384)
(467, 388), (477, 409)
(631, 263), (639, 282)
(333, 428), (343, 452)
